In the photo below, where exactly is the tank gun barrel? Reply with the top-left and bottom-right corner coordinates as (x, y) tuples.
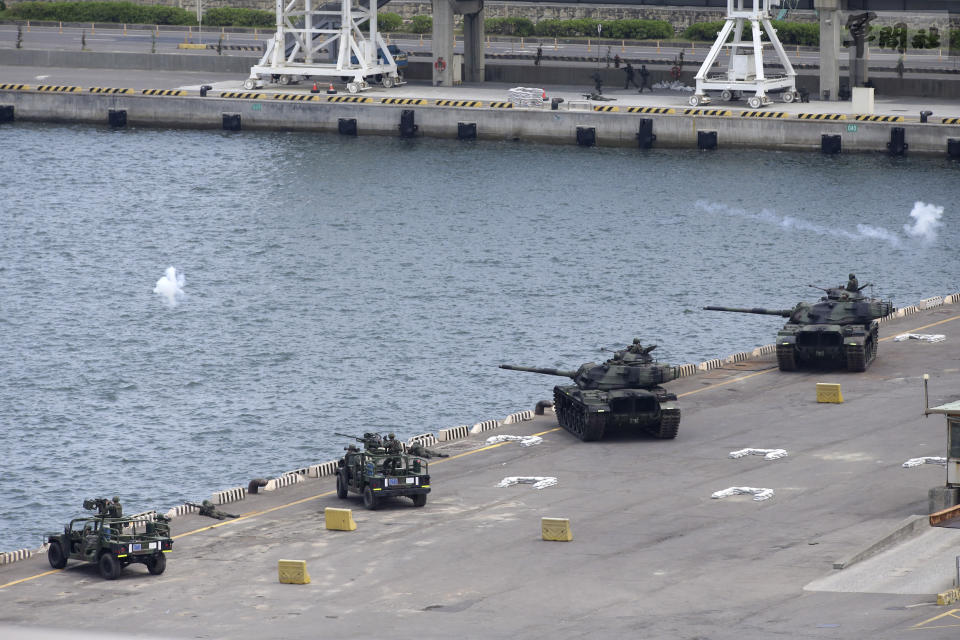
(499, 364), (578, 378)
(703, 306), (793, 317)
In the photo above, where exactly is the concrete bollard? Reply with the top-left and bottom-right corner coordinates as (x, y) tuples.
(542, 517), (573, 541)
(816, 383), (843, 403)
(325, 507), (357, 531)
(278, 559), (310, 584)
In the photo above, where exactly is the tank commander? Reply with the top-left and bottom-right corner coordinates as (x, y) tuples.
(846, 273), (859, 292)
(107, 496), (122, 518)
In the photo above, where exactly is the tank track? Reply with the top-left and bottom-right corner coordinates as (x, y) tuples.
(846, 336), (877, 372)
(553, 388), (605, 441)
(648, 408), (680, 439)
(776, 344), (797, 371)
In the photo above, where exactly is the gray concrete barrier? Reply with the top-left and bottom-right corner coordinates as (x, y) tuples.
(308, 461), (339, 478)
(212, 487), (246, 505)
(439, 425), (470, 441)
(503, 409), (534, 425)
(471, 419), (502, 434)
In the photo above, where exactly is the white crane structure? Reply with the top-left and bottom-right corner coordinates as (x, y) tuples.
(243, 0), (403, 93)
(689, 0), (799, 109)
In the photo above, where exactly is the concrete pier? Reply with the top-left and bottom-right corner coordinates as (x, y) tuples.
(2, 296), (960, 638)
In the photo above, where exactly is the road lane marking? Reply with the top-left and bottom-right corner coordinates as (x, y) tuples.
(912, 608), (960, 629)
(0, 568), (64, 590)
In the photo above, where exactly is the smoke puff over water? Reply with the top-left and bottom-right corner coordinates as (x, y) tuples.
(902, 201), (944, 245)
(153, 266), (185, 307)
(696, 200), (945, 249)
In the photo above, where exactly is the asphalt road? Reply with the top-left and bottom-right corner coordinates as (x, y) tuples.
(2, 300), (960, 638)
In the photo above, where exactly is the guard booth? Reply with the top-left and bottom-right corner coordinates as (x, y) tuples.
(926, 399), (960, 511)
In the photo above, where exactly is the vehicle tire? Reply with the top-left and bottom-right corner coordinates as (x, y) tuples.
(720, 89), (732, 101)
(347, 82), (359, 94)
(99, 552), (121, 580)
(688, 95), (701, 107)
(279, 75), (291, 86)
(382, 76), (395, 89)
(782, 90), (796, 103)
(336, 470), (348, 499)
(412, 493), (427, 507)
(748, 96), (762, 109)
(362, 486), (379, 510)
(147, 552), (166, 575)
(243, 78), (256, 91)
(48, 541), (67, 569)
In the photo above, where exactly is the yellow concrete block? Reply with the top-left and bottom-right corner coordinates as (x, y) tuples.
(541, 517), (573, 541)
(278, 559), (310, 584)
(325, 507), (357, 531)
(937, 587), (960, 605)
(816, 383), (843, 403)
(177, 43), (207, 49)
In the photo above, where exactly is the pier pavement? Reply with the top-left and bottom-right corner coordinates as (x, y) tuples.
(2, 301), (960, 638)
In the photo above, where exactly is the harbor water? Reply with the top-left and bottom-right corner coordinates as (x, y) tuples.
(1, 122), (957, 552)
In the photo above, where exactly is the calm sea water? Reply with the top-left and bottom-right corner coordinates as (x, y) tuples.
(1, 122), (957, 551)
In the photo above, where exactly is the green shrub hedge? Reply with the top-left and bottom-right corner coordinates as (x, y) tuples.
(681, 20), (818, 46)
(485, 17), (672, 39)
(408, 14), (431, 33)
(203, 7), (272, 27)
(7, 1), (196, 25)
(376, 12), (402, 32)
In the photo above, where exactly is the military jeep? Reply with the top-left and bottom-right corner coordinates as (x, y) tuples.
(46, 498), (173, 580)
(335, 434), (430, 510)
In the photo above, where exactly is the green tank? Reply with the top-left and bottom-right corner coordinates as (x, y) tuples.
(704, 282), (894, 372)
(499, 339), (680, 442)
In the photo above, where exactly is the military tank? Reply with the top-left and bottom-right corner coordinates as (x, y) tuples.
(499, 339), (680, 442)
(704, 280), (894, 372)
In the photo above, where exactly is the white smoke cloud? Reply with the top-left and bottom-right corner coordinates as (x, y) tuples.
(153, 266), (185, 307)
(902, 201), (943, 246)
(696, 200), (945, 249)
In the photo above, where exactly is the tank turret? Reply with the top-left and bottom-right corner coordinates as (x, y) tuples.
(499, 339), (680, 442)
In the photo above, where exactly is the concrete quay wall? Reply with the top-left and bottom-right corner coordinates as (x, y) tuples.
(2, 89), (958, 156)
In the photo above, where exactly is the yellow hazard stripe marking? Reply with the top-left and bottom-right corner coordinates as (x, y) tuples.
(797, 113), (846, 120)
(740, 111), (787, 118)
(380, 98), (426, 105)
(488, 102), (513, 108)
(435, 100), (482, 107)
(0, 84), (30, 90)
(219, 92), (265, 99)
(592, 105), (619, 112)
(854, 114), (904, 122)
(627, 107), (675, 114)
(683, 108), (732, 116)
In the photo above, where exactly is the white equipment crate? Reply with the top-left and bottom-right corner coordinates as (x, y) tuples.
(508, 87), (545, 107)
